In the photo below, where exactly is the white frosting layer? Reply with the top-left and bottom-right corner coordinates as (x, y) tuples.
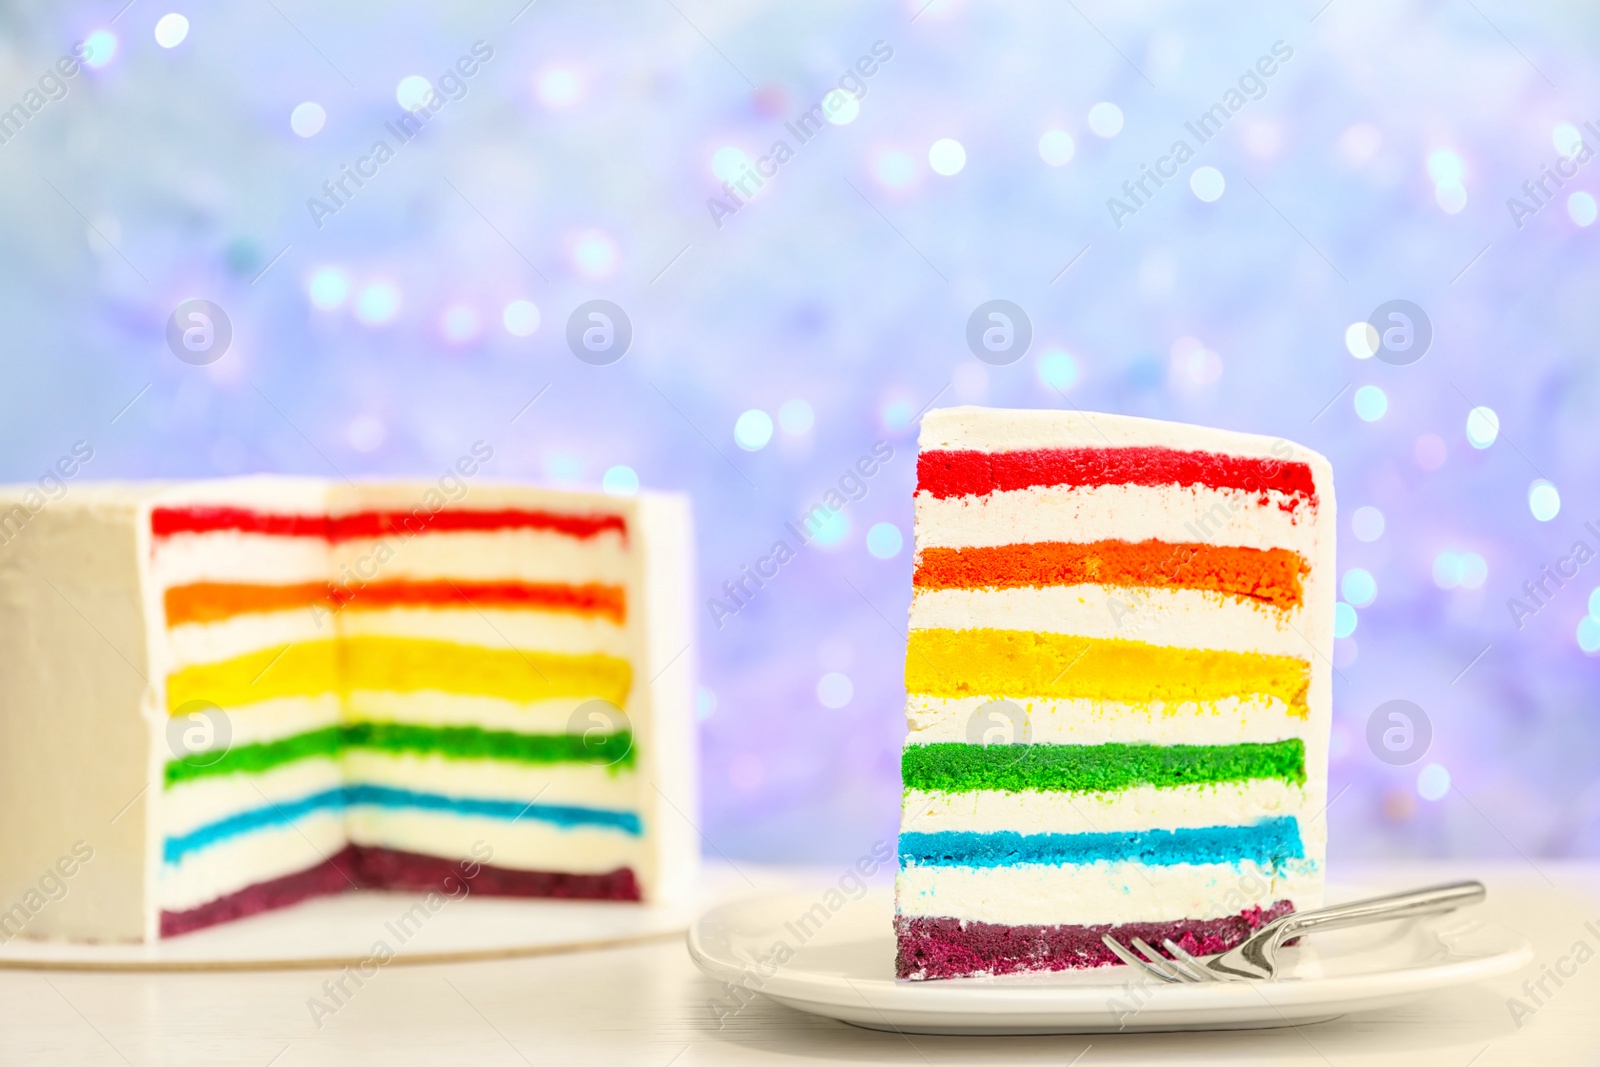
(345, 810), (637, 874)
(329, 530), (629, 585)
(150, 532), (332, 589)
(909, 585), (1308, 656)
(344, 692), (605, 734)
(338, 607), (628, 657)
(901, 781), (1308, 836)
(161, 758), (344, 839)
(919, 406), (1325, 462)
(343, 751), (637, 810)
(914, 483), (1316, 554)
(159, 811), (347, 913)
(906, 695), (1304, 747)
(167, 694), (342, 750)
(895, 858), (1323, 925)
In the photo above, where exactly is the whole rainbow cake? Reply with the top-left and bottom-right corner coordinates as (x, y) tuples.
(896, 407), (1333, 980)
(0, 474), (696, 941)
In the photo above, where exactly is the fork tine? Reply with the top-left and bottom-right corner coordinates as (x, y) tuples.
(1100, 934), (1180, 983)
(1129, 937), (1191, 983)
(1160, 939), (1217, 982)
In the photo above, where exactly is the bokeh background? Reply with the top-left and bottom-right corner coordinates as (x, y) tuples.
(2, 0), (1597, 868)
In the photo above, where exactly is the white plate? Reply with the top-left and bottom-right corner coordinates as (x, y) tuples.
(687, 886), (1533, 1035)
(0, 870), (751, 971)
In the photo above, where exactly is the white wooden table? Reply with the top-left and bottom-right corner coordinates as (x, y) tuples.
(2, 862), (1595, 1066)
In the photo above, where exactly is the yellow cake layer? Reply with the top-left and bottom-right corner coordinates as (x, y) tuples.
(166, 636), (633, 712)
(905, 628), (1309, 716)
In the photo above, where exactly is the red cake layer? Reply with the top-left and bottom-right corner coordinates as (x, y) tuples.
(916, 446), (1317, 510)
(895, 901), (1295, 980)
(159, 847), (641, 938)
(150, 506), (627, 542)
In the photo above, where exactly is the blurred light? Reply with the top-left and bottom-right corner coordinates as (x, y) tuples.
(1037, 348), (1079, 390)
(1169, 336), (1222, 387)
(1417, 763), (1451, 801)
(778, 398), (814, 434)
(952, 361), (988, 402)
(440, 304), (480, 345)
(697, 686), (716, 721)
(396, 75), (433, 111)
(866, 522), (903, 559)
(1529, 480), (1561, 522)
(1433, 550), (1487, 590)
(1352, 505), (1385, 541)
(711, 146), (750, 182)
(1334, 602), (1358, 638)
(290, 102), (326, 138)
(307, 267), (348, 309)
(811, 509), (848, 547)
(1569, 192), (1597, 227)
(734, 409), (773, 451)
(1465, 406), (1499, 448)
(1345, 321), (1378, 359)
(154, 13), (189, 48)
(817, 672), (853, 708)
(1414, 433), (1447, 469)
(1342, 567), (1377, 606)
(1190, 166), (1225, 202)
(823, 89), (860, 125)
(346, 415), (385, 453)
(1242, 120), (1283, 160)
(83, 31), (117, 69)
(1427, 149), (1465, 186)
(1591, 587), (1600, 617)
(1353, 385), (1388, 421)
(1579, 616), (1600, 654)
(503, 299), (540, 336)
(354, 282), (400, 326)
(928, 138), (966, 176)
(1553, 123), (1584, 156)
(1338, 122), (1381, 166)
(571, 230), (618, 278)
(881, 399), (914, 430)
(1038, 129), (1075, 166)
(1435, 183), (1467, 213)
(543, 451), (582, 483)
(1087, 102), (1123, 138)
(602, 465), (639, 496)
(536, 66), (582, 109)
(874, 150), (916, 188)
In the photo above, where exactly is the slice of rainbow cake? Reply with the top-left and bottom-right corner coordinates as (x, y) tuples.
(896, 407), (1333, 980)
(0, 475), (695, 941)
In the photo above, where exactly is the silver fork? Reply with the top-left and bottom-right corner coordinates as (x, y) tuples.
(1101, 880), (1486, 983)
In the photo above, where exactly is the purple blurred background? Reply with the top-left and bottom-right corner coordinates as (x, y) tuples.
(2, 1), (1597, 866)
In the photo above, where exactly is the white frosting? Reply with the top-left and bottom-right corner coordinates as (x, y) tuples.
(896, 857), (1324, 925)
(910, 585), (1310, 657)
(901, 781), (1307, 836)
(906, 695), (1304, 747)
(342, 751), (637, 810)
(344, 809), (638, 874)
(159, 811), (347, 913)
(914, 483), (1316, 553)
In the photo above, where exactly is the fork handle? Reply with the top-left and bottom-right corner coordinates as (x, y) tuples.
(1274, 880), (1485, 945)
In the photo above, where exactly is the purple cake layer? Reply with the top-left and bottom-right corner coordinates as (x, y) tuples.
(896, 900), (1296, 980)
(160, 845), (641, 937)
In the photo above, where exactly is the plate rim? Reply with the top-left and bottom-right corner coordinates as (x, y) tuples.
(687, 886), (1534, 1020)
